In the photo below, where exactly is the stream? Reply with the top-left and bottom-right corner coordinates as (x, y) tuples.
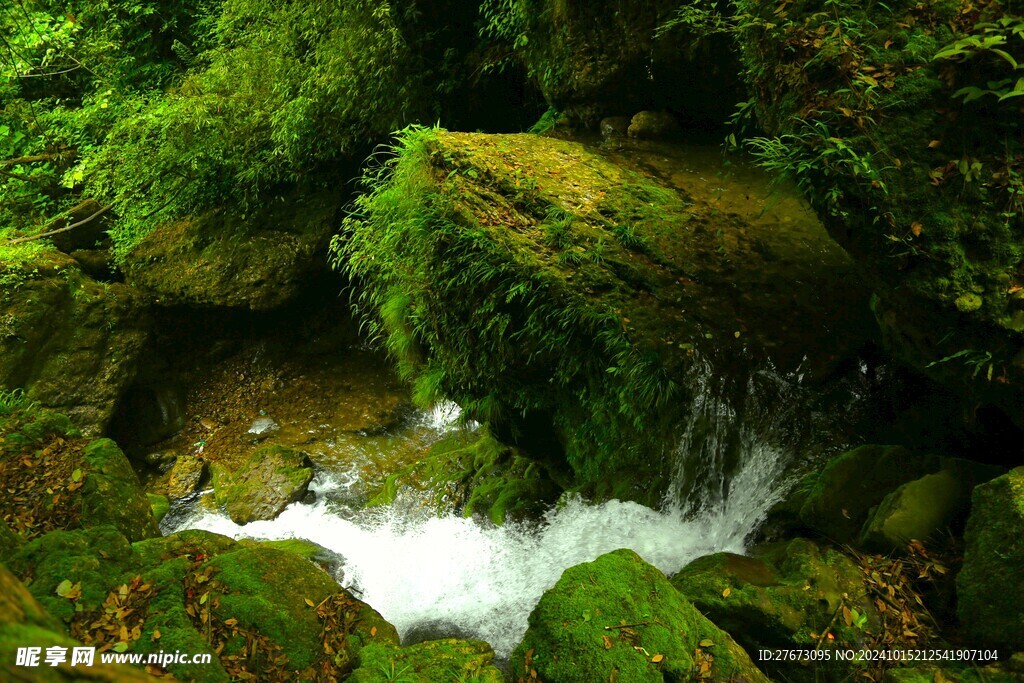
(132, 137), (887, 662)
(160, 356), (869, 660)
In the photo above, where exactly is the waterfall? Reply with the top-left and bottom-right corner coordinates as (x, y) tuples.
(165, 359), (848, 659)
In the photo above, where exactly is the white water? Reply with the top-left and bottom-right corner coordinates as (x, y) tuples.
(166, 369), (811, 659)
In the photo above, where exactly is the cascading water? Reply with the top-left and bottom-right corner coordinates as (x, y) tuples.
(165, 360), (859, 659)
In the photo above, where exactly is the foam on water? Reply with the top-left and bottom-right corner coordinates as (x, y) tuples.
(166, 361), (823, 659)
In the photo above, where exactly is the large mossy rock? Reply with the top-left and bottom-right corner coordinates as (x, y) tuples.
(799, 445), (1003, 549)
(510, 549), (768, 682)
(350, 639), (503, 683)
(506, 0), (743, 126)
(799, 445), (937, 544)
(0, 564), (158, 682)
(0, 251), (149, 435)
(369, 427), (562, 524)
(79, 438), (161, 541)
(6, 527), (398, 682)
(123, 187), (340, 310)
(0, 407), (160, 542)
(338, 128), (869, 500)
(671, 539), (878, 682)
(859, 470), (967, 552)
(212, 444), (314, 524)
(957, 466), (1024, 651)
(735, 0), (1024, 428)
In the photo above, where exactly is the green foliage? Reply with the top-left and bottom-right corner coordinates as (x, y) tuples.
(926, 348), (997, 381)
(935, 15), (1024, 103)
(527, 106), (559, 135)
(0, 0), (219, 240)
(745, 119), (889, 219)
(89, 0), (440, 259)
(0, 388), (35, 415)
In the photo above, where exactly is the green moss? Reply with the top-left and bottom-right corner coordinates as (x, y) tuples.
(858, 470), (969, 552)
(5, 527), (140, 624)
(368, 428), (561, 524)
(335, 127), (862, 500)
(511, 549), (768, 682)
(147, 493), (170, 524)
(351, 639), (502, 683)
(80, 439), (160, 541)
(799, 445), (938, 543)
(671, 540), (877, 682)
(954, 293), (983, 313)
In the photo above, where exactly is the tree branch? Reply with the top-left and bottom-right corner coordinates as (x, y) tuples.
(0, 154), (61, 167)
(5, 203), (112, 246)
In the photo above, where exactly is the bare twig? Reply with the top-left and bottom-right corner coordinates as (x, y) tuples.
(6, 203), (112, 246)
(604, 622), (649, 630)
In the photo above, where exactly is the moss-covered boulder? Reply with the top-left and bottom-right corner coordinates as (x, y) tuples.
(212, 444), (314, 524)
(734, 0), (1024, 427)
(859, 470), (968, 552)
(369, 428), (561, 524)
(123, 187), (340, 310)
(799, 445), (938, 544)
(337, 128), (869, 500)
(7, 527), (398, 682)
(957, 466), (1024, 651)
(79, 438), (161, 541)
(350, 639), (503, 683)
(671, 539), (879, 682)
(0, 251), (149, 435)
(0, 564), (158, 682)
(167, 452), (206, 500)
(0, 406), (159, 542)
(511, 549), (768, 682)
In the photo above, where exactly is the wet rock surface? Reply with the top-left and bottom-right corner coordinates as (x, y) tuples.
(212, 444), (314, 524)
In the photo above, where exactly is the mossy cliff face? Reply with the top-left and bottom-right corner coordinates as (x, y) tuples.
(488, 0), (743, 126)
(734, 0), (1024, 426)
(0, 251), (149, 435)
(123, 187), (342, 310)
(336, 128), (867, 499)
(511, 549), (768, 682)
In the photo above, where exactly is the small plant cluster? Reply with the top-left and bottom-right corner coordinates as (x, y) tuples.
(935, 14), (1024, 103)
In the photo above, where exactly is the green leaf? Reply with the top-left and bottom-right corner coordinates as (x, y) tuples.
(71, 468), (82, 482)
(56, 579), (73, 597)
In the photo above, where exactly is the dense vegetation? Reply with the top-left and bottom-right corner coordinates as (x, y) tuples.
(3, 0), (1024, 681)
